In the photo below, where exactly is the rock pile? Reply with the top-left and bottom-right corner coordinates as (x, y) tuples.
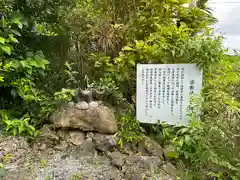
(0, 101), (179, 180)
(50, 101), (118, 134)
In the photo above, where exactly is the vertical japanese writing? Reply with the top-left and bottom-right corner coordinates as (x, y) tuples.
(179, 68), (185, 121)
(153, 68), (157, 106)
(189, 79), (195, 112)
(145, 68), (149, 116)
(189, 80), (195, 95)
(166, 68), (171, 104)
(149, 68), (153, 109)
(157, 68), (162, 108)
(170, 68), (175, 115)
(141, 68), (145, 84)
(175, 68), (180, 104)
(162, 68), (166, 104)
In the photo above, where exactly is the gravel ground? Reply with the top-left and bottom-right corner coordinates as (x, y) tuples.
(0, 135), (176, 180)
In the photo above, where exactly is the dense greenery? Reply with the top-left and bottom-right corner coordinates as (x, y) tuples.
(0, 0), (239, 179)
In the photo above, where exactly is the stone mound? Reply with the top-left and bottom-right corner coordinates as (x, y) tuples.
(50, 101), (118, 134)
(0, 100), (179, 179)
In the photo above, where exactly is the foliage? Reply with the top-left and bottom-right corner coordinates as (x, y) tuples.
(0, 0), (75, 132)
(117, 112), (142, 148)
(158, 56), (240, 179)
(0, 110), (39, 138)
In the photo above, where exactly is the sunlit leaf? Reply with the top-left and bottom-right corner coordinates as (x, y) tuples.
(9, 34), (18, 43)
(12, 128), (17, 136)
(122, 46), (134, 51)
(13, 18), (23, 29)
(9, 60), (21, 69)
(0, 45), (11, 55)
(10, 30), (21, 36)
(0, 37), (5, 44)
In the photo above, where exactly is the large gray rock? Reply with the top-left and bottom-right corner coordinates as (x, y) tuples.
(50, 101), (118, 134)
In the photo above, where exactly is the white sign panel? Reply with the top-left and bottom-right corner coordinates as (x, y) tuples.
(136, 64), (202, 126)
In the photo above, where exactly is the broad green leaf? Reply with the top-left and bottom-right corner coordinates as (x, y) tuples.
(18, 124), (25, 134)
(13, 19), (23, 29)
(0, 167), (7, 177)
(184, 135), (192, 146)
(9, 34), (18, 43)
(165, 150), (179, 159)
(10, 30), (21, 36)
(28, 60), (38, 67)
(9, 60), (20, 69)
(26, 68), (32, 74)
(129, 59), (135, 66)
(122, 46), (134, 51)
(34, 56), (49, 69)
(0, 37), (5, 44)
(20, 61), (27, 68)
(34, 55), (49, 65)
(179, 137), (184, 147)
(0, 45), (11, 55)
(0, 76), (4, 82)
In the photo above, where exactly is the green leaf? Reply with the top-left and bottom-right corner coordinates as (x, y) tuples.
(12, 128), (17, 136)
(34, 56), (49, 69)
(20, 61), (27, 68)
(9, 34), (18, 43)
(28, 60), (38, 67)
(13, 19), (23, 29)
(26, 68), (32, 74)
(129, 59), (135, 66)
(10, 30), (21, 36)
(3, 119), (11, 126)
(179, 137), (184, 147)
(0, 45), (11, 55)
(0, 37), (5, 44)
(9, 60), (20, 69)
(0, 167), (7, 177)
(165, 150), (179, 159)
(18, 124), (25, 134)
(123, 46), (134, 51)
(0, 76), (4, 82)
(34, 130), (40, 137)
(184, 135), (192, 146)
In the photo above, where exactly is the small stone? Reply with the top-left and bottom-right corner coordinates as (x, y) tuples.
(109, 151), (124, 168)
(89, 101), (98, 108)
(141, 135), (164, 158)
(163, 162), (177, 177)
(69, 131), (85, 146)
(86, 132), (94, 139)
(81, 138), (95, 153)
(68, 101), (75, 107)
(54, 141), (68, 151)
(93, 133), (117, 152)
(39, 144), (46, 151)
(56, 129), (70, 140)
(76, 101), (89, 110)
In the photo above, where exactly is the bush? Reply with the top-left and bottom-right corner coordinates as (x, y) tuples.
(159, 55), (240, 179)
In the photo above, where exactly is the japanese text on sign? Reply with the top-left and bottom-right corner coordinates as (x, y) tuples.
(136, 64), (202, 126)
